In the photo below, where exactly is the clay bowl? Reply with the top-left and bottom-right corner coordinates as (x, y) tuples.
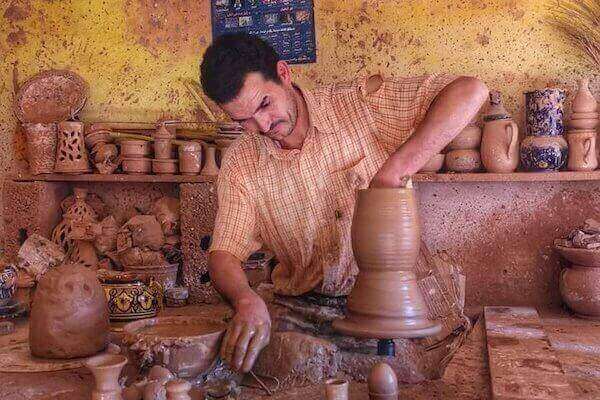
(152, 159), (178, 175)
(122, 264), (178, 290)
(445, 149), (481, 173)
(569, 118), (598, 130)
(560, 265), (600, 318)
(100, 278), (159, 321)
(122, 157), (151, 174)
(447, 125), (481, 151)
(119, 139), (151, 158)
(418, 154), (445, 173)
(555, 245), (600, 267)
(123, 316), (227, 378)
(570, 112), (599, 120)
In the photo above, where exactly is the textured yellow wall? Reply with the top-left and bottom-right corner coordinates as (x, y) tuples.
(0, 0), (597, 169)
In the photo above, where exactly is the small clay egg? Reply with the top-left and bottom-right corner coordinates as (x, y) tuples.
(123, 385), (143, 400)
(148, 365), (175, 383)
(368, 362), (398, 395)
(143, 380), (167, 400)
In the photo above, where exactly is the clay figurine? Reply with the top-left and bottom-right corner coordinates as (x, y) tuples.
(368, 363), (398, 400)
(29, 262), (109, 358)
(85, 353), (128, 400)
(481, 91), (519, 173)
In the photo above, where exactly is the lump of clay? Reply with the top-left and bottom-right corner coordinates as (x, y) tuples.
(29, 262), (109, 358)
(150, 197), (180, 237)
(555, 219), (600, 249)
(117, 215), (165, 251)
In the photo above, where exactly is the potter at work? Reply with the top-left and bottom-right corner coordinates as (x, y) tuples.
(199, 33), (488, 373)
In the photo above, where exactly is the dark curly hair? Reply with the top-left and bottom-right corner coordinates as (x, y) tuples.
(200, 33), (281, 104)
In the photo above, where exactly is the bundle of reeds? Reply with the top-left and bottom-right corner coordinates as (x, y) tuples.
(551, 0), (600, 69)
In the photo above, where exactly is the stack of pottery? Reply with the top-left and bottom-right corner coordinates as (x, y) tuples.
(566, 78), (598, 171)
(84, 129), (119, 174)
(445, 120), (482, 173)
(153, 122), (178, 175)
(120, 138), (152, 174)
(520, 88), (568, 171)
(480, 91), (519, 173)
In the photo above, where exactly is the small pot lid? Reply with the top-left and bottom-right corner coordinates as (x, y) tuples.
(14, 70), (88, 123)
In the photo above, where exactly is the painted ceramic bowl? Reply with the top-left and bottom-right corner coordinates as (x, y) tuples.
(122, 264), (178, 290)
(101, 278), (160, 321)
(560, 265), (600, 318)
(0, 265), (17, 306)
(525, 89), (566, 136)
(519, 135), (567, 171)
(555, 245), (600, 267)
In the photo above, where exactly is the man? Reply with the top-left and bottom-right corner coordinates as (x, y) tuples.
(200, 33), (488, 374)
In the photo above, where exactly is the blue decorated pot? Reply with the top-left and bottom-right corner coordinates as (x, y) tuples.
(520, 135), (568, 171)
(525, 89), (566, 136)
(0, 265), (17, 306)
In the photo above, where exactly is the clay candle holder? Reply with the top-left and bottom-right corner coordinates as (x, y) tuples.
(85, 354), (128, 400)
(55, 121), (92, 174)
(22, 122), (58, 174)
(332, 186), (441, 339)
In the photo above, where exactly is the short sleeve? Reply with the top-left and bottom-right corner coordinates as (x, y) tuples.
(209, 159), (262, 262)
(365, 73), (458, 152)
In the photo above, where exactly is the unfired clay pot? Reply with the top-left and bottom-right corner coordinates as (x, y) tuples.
(555, 245), (600, 267)
(572, 78), (597, 113)
(447, 124), (481, 151)
(55, 121), (91, 174)
(23, 122), (58, 174)
(122, 158), (151, 174)
(119, 140), (151, 158)
(418, 154), (444, 173)
(560, 265), (600, 319)
(153, 138), (174, 159)
(445, 149), (481, 173)
(567, 130), (598, 171)
(29, 262), (109, 359)
(85, 354), (128, 400)
(178, 142), (202, 175)
(481, 119), (519, 173)
(325, 378), (349, 400)
(368, 363), (398, 400)
(152, 159), (178, 175)
(332, 188), (441, 339)
(201, 145), (220, 176)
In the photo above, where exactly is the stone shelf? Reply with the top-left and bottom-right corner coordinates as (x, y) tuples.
(414, 171), (600, 183)
(8, 173), (216, 183)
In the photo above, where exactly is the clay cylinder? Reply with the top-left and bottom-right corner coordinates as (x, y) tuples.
(154, 138), (174, 159)
(29, 263), (109, 359)
(201, 145), (220, 176)
(120, 139), (151, 158)
(55, 121), (92, 174)
(325, 379), (349, 400)
(368, 363), (398, 400)
(567, 130), (598, 171)
(178, 142), (202, 175)
(332, 188), (441, 339)
(22, 122), (58, 174)
(560, 265), (600, 319)
(85, 354), (128, 400)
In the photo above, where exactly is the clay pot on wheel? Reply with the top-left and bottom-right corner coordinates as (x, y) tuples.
(418, 154), (444, 173)
(560, 265), (600, 319)
(445, 149), (481, 173)
(567, 130), (598, 171)
(332, 187), (441, 339)
(519, 135), (568, 171)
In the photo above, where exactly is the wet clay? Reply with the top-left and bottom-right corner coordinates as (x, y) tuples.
(332, 188), (441, 339)
(368, 363), (398, 400)
(85, 354), (128, 400)
(29, 262), (109, 359)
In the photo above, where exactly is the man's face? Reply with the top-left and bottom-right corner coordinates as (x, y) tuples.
(221, 71), (298, 142)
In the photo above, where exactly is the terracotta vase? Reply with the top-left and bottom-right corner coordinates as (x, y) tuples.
(572, 78), (597, 113)
(325, 379), (349, 400)
(152, 159), (178, 174)
(121, 157), (151, 174)
(55, 121), (91, 174)
(22, 122), (58, 174)
(332, 188), (441, 339)
(447, 124), (481, 151)
(418, 154), (444, 173)
(519, 135), (568, 171)
(525, 89), (566, 137)
(201, 145), (220, 176)
(444, 149), (481, 173)
(119, 140), (151, 158)
(481, 119), (519, 173)
(166, 380), (192, 400)
(154, 138), (174, 159)
(29, 262), (109, 358)
(85, 354), (128, 400)
(567, 130), (598, 171)
(178, 142), (202, 175)
(560, 265), (600, 319)
(368, 363), (398, 400)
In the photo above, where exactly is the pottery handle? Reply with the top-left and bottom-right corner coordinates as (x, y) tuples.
(505, 121), (518, 159)
(584, 138), (593, 164)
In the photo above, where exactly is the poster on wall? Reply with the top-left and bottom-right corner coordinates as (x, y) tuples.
(210, 0), (316, 64)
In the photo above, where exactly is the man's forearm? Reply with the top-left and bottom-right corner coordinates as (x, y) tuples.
(387, 76), (489, 176)
(208, 250), (256, 308)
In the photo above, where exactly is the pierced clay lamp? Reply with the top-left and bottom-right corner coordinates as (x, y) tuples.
(333, 184), (441, 341)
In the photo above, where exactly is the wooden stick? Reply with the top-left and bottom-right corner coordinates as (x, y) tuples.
(108, 132), (153, 142)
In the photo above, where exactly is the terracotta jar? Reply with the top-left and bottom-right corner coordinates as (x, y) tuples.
(85, 354), (128, 400)
(520, 135), (568, 171)
(332, 188), (441, 339)
(121, 157), (151, 174)
(418, 154), (444, 173)
(119, 139), (151, 158)
(201, 145), (220, 176)
(447, 124), (481, 151)
(22, 122), (58, 174)
(445, 149), (481, 173)
(152, 159), (178, 174)
(560, 265), (600, 319)
(572, 78), (597, 113)
(525, 89), (566, 137)
(29, 262), (109, 359)
(55, 121), (91, 174)
(567, 130), (598, 171)
(178, 142), (202, 175)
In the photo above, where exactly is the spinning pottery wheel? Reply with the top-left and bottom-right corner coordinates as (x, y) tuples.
(333, 186), (441, 351)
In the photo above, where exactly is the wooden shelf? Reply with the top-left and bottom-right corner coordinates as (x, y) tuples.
(8, 173), (216, 183)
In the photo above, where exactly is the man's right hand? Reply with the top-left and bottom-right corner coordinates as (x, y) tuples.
(220, 291), (271, 373)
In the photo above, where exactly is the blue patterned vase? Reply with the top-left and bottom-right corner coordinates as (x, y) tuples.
(520, 135), (568, 171)
(525, 89), (566, 136)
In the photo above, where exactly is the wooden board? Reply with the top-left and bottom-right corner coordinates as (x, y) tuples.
(484, 306), (576, 399)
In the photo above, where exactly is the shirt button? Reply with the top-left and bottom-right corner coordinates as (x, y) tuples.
(335, 209), (343, 219)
